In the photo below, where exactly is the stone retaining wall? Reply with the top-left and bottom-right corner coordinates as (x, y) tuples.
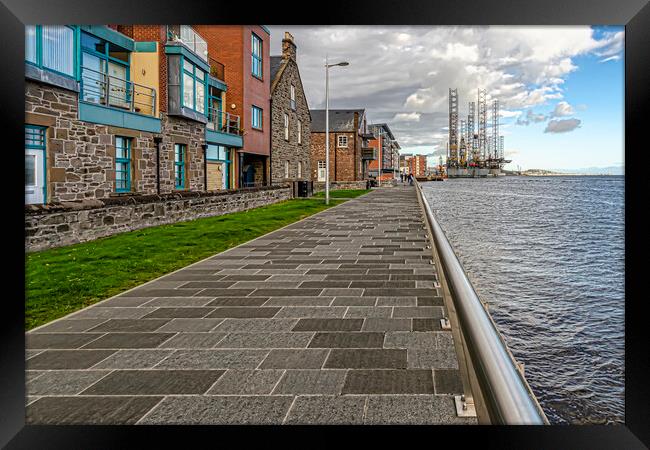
(25, 185), (292, 252)
(313, 180), (369, 192)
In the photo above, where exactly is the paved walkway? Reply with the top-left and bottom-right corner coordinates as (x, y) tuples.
(25, 186), (474, 425)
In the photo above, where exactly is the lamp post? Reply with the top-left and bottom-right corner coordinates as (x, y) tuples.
(325, 57), (349, 205)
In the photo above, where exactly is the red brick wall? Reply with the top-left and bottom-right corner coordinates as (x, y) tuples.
(196, 25), (270, 157)
(310, 132), (359, 182)
(409, 155), (427, 176)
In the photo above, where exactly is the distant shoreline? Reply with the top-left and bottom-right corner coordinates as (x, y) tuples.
(514, 173), (624, 177)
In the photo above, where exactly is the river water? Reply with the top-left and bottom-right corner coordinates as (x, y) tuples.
(421, 176), (624, 425)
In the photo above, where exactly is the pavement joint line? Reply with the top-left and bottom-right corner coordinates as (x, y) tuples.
(27, 196), (357, 334)
(268, 369), (288, 395)
(282, 395), (298, 424)
(134, 396), (167, 425)
(75, 369), (117, 395)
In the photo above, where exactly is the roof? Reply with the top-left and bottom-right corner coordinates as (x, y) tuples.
(270, 56), (284, 85)
(310, 109), (365, 132)
(368, 123), (395, 141)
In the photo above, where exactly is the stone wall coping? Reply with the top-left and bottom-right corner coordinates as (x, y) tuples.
(25, 184), (291, 215)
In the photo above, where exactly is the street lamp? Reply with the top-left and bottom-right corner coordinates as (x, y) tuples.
(325, 57), (349, 205)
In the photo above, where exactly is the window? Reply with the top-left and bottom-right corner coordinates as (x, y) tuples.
(297, 161), (302, 178)
(206, 144), (231, 190)
(284, 113), (289, 141)
(25, 25), (75, 77)
(290, 84), (296, 110)
(252, 106), (263, 130)
(298, 120), (302, 144)
(115, 136), (131, 192)
(337, 135), (348, 148)
(182, 58), (207, 114)
(25, 125), (47, 205)
(81, 31), (130, 108)
(284, 161), (289, 178)
(174, 144), (186, 189)
(251, 33), (263, 78)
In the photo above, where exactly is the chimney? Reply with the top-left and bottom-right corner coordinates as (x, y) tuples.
(282, 31), (297, 61)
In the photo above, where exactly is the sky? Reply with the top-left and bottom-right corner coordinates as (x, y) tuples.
(267, 26), (624, 171)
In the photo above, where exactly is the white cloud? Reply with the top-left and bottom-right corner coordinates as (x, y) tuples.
(393, 112), (422, 122)
(544, 118), (582, 133)
(267, 25), (622, 152)
(552, 101), (575, 117)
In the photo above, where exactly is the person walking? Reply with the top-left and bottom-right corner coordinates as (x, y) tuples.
(408, 172), (414, 186)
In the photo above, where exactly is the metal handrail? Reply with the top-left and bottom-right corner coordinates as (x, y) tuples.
(415, 181), (548, 425)
(167, 25), (208, 63)
(80, 65), (156, 116)
(207, 107), (241, 136)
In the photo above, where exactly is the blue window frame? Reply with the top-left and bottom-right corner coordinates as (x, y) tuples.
(251, 33), (262, 78)
(182, 57), (207, 114)
(25, 125), (47, 204)
(206, 144), (231, 189)
(25, 25), (76, 78)
(251, 106), (262, 130)
(174, 144), (186, 189)
(115, 136), (131, 192)
(80, 31), (131, 108)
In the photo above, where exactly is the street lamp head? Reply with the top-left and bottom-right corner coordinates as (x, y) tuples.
(337, 61), (350, 66)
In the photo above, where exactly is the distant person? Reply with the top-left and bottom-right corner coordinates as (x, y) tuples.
(400, 173), (404, 183)
(408, 173), (414, 186)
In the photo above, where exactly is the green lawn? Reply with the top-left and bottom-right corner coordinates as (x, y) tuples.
(312, 189), (370, 198)
(25, 194), (363, 330)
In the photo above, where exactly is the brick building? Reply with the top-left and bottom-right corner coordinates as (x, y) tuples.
(194, 25), (271, 188)
(24, 25), (251, 205)
(269, 32), (311, 184)
(309, 109), (373, 182)
(409, 155), (427, 176)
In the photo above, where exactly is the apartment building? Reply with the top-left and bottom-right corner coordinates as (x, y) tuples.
(24, 24), (248, 205)
(367, 123), (400, 181)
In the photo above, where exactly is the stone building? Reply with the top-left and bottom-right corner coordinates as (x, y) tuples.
(24, 25), (248, 206)
(269, 32), (311, 184)
(309, 109), (374, 183)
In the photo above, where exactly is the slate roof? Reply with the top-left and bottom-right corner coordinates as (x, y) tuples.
(310, 109), (365, 132)
(270, 56), (284, 84)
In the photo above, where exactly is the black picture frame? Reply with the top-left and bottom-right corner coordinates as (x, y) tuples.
(1, 0), (647, 447)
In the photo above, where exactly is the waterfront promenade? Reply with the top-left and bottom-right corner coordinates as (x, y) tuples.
(25, 186), (474, 425)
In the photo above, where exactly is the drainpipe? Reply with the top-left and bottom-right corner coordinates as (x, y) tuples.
(269, 97), (273, 186)
(153, 136), (162, 194)
(202, 143), (208, 191)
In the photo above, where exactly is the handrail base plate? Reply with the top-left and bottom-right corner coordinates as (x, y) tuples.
(455, 395), (478, 418)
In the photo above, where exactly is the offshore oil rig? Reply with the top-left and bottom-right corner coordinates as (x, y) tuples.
(446, 88), (511, 177)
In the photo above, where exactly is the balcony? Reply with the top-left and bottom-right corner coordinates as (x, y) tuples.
(209, 57), (225, 82)
(167, 25), (208, 63)
(361, 147), (376, 160)
(205, 107), (243, 148)
(80, 66), (157, 116)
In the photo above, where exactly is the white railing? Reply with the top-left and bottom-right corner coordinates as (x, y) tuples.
(167, 25), (208, 62)
(207, 108), (241, 136)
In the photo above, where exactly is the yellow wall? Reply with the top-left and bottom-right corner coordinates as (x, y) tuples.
(130, 43), (160, 116)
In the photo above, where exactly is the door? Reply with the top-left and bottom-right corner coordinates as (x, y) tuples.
(25, 149), (44, 204)
(317, 161), (326, 182)
(206, 162), (224, 191)
(107, 61), (129, 109)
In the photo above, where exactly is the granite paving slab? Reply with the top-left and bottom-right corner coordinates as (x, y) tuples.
(24, 187), (470, 425)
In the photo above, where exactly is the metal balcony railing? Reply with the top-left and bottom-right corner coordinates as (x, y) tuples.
(414, 180), (548, 425)
(80, 66), (156, 116)
(167, 25), (208, 62)
(207, 107), (241, 136)
(209, 57), (225, 81)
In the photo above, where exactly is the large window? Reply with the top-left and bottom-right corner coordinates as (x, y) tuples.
(338, 135), (348, 148)
(252, 106), (263, 130)
(81, 31), (130, 108)
(25, 125), (47, 205)
(251, 33), (263, 78)
(174, 144), (186, 189)
(284, 113), (289, 141)
(115, 137), (131, 192)
(182, 58), (207, 114)
(25, 25), (75, 77)
(290, 84), (296, 110)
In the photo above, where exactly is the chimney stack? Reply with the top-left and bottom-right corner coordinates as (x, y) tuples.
(282, 31), (297, 61)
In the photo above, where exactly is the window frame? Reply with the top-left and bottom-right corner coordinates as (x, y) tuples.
(114, 136), (132, 193)
(181, 55), (208, 114)
(26, 25), (77, 79)
(297, 161), (302, 178)
(284, 113), (289, 141)
(284, 160), (289, 179)
(80, 30), (131, 106)
(205, 144), (231, 190)
(25, 125), (48, 204)
(290, 84), (296, 110)
(174, 143), (187, 189)
(337, 135), (348, 148)
(298, 120), (302, 144)
(251, 32), (263, 79)
(251, 105), (263, 130)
